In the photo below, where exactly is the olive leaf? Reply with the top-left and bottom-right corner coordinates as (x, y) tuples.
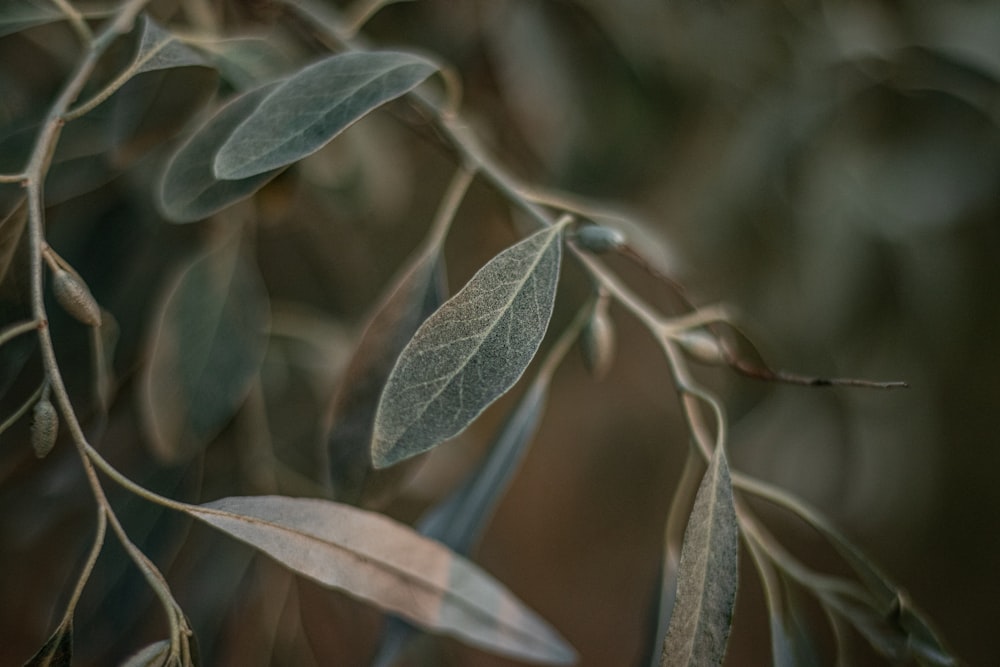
(372, 221), (566, 469)
(185, 495), (576, 665)
(214, 51), (437, 180)
(661, 444), (738, 667)
(139, 235), (269, 463)
(158, 83), (283, 223)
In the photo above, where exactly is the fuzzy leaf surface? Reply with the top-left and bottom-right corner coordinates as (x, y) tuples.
(661, 445), (738, 667)
(23, 621), (71, 667)
(158, 83), (282, 222)
(214, 51), (436, 179)
(372, 224), (564, 468)
(140, 237), (269, 463)
(118, 640), (170, 667)
(187, 495), (576, 665)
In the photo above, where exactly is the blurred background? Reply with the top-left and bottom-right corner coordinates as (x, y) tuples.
(2, 0), (999, 665)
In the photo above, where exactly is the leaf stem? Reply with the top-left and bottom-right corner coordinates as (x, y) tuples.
(50, 0), (95, 46)
(0, 318), (41, 347)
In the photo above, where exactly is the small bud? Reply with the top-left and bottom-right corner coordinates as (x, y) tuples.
(573, 225), (626, 254)
(31, 397), (58, 458)
(675, 329), (725, 365)
(52, 267), (102, 327)
(580, 298), (616, 379)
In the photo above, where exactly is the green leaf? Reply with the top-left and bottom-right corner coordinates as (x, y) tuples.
(372, 222), (566, 468)
(186, 495), (576, 665)
(326, 250), (448, 504)
(213, 51), (437, 180)
(118, 640), (169, 667)
(661, 445), (738, 667)
(158, 83), (283, 223)
(139, 235), (270, 463)
(187, 36), (293, 89)
(23, 620), (72, 667)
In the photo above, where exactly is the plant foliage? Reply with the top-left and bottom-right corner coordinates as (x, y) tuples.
(0, 1), (973, 666)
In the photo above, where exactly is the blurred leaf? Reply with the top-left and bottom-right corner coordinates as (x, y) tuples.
(187, 495), (577, 665)
(817, 587), (907, 662)
(187, 36), (293, 89)
(23, 620), (71, 667)
(0, 1), (111, 37)
(661, 445), (738, 667)
(0, 198), (27, 287)
(158, 83), (283, 223)
(140, 235), (270, 463)
(118, 639), (169, 667)
(326, 251), (448, 504)
(130, 15), (205, 76)
(372, 222), (566, 469)
(418, 376), (547, 555)
(895, 593), (958, 667)
(214, 51), (437, 180)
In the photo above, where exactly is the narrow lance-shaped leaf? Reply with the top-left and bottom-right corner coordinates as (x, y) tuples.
(372, 222), (566, 468)
(158, 83), (283, 223)
(214, 51), (437, 180)
(185, 496), (576, 665)
(139, 235), (270, 463)
(661, 444), (738, 667)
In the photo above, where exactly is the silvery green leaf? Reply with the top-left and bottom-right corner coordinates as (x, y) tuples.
(214, 51), (436, 180)
(187, 495), (576, 665)
(661, 445), (738, 667)
(158, 83), (283, 223)
(118, 639), (169, 667)
(139, 236), (269, 463)
(371, 223), (565, 468)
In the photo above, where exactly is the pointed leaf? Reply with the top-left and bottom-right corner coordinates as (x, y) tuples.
(372, 223), (565, 468)
(23, 621), (71, 667)
(118, 640), (170, 667)
(131, 15), (205, 76)
(140, 236), (270, 463)
(186, 495), (576, 665)
(214, 51), (437, 180)
(326, 250), (448, 504)
(419, 377), (548, 555)
(661, 445), (738, 667)
(158, 83), (283, 223)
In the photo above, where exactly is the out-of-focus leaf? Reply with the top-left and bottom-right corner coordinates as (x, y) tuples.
(0, 1), (112, 37)
(118, 639), (169, 667)
(23, 620), (71, 667)
(372, 222), (566, 469)
(186, 495), (576, 665)
(187, 36), (293, 89)
(130, 15), (205, 76)
(326, 252), (447, 504)
(214, 51), (437, 180)
(0, 199), (27, 287)
(660, 445), (738, 667)
(896, 593), (957, 667)
(139, 235), (269, 463)
(818, 587), (908, 662)
(158, 83), (283, 223)
(419, 376), (547, 555)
